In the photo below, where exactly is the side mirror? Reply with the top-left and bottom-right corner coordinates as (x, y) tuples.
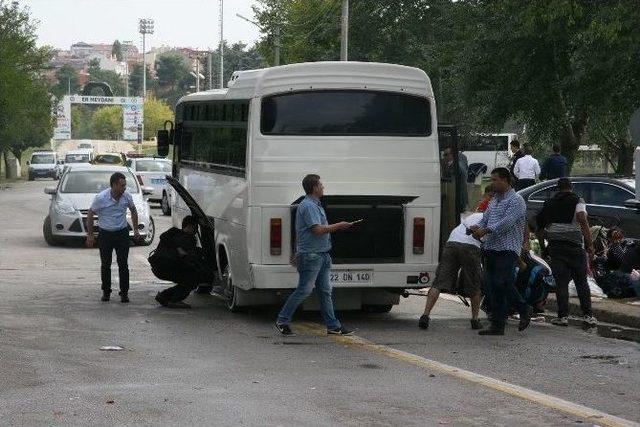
(157, 120), (174, 157)
(142, 186), (155, 196)
(624, 199), (640, 211)
(44, 186), (57, 195)
(58, 160), (64, 165)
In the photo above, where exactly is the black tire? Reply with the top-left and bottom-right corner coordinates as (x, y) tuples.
(363, 304), (393, 313)
(43, 216), (58, 246)
(161, 192), (171, 216)
(195, 285), (213, 294)
(137, 217), (155, 246)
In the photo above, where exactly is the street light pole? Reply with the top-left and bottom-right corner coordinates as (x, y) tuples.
(340, 0), (349, 61)
(138, 18), (154, 99)
(219, 0), (224, 89)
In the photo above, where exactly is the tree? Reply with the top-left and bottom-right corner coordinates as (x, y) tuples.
(112, 39), (123, 61)
(143, 97), (174, 140)
(0, 0), (53, 176)
(87, 60), (126, 96)
(91, 106), (122, 140)
(51, 65), (81, 98)
(203, 42), (264, 89)
(156, 53), (190, 91)
(129, 63), (155, 97)
(70, 105), (92, 139)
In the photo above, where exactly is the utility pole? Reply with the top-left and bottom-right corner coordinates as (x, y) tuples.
(208, 50), (213, 90)
(340, 0), (349, 61)
(138, 18), (154, 99)
(274, 27), (281, 66)
(219, 0), (224, 89)
(196, 56), (201, 92)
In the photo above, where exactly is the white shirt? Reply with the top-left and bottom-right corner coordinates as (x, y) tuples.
(513, 155), (541, 180)
(448, 212), (484, 248)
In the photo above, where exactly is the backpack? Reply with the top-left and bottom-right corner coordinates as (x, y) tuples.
(595, 271), (635, 299)
(515, 253), (555, 310)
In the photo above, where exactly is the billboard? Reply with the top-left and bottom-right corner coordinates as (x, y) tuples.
(52, 95), (144, 141)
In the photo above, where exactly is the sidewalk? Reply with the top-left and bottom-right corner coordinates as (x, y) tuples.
(546, 294), (640, 329)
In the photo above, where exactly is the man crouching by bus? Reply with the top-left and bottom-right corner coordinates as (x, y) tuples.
(152, 216), (215, 308)
(275, 174), (354, 337)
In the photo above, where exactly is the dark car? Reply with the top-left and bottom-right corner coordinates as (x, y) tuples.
(517, 176), (639, 239)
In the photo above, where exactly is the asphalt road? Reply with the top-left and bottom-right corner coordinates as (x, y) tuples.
(1, 179), (639, 426)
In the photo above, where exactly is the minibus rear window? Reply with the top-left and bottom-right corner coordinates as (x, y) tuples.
(261, 90), (431, 136)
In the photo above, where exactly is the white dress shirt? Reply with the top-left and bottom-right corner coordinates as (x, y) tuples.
(513, 155), (541, 180)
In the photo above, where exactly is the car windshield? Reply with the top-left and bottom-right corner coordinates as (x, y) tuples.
(65, 154), (90, 163)
(94, 154), (122, 164)
(31, 154), (54, 164)
(60, 171), (139, 194)
(135, 160), (171, 172)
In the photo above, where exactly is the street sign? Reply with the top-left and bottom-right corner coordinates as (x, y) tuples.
(630, 107), (640, 146)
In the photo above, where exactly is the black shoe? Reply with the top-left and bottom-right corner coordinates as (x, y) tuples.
(274, 322), (296, 336)
(479, 327), (504, 336)
(120, 293), (129, 303)
(470, 319), (483, 330)
(418, 315), (430, 330)
(101, 292), (110, 302)
(327, 327), (354, 336)
(155, 293), (169, 307)
(518, 306), (533, 331)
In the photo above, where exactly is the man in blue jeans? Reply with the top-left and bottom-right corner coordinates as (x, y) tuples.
(470, 167), (533, 335)
(275, 174), (354, 337)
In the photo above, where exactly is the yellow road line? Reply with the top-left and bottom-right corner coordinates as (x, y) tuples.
(296, 322), (638, 427)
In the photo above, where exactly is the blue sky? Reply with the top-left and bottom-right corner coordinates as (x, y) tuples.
(23, 0), (262, 50)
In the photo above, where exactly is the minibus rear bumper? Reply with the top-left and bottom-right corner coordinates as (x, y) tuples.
(250, 263), (437, 289)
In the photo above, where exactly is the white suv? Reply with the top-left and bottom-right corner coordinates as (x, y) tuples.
(28, 151), (62, 181)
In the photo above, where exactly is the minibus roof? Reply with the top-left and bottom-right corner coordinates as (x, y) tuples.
(178, 61), (433, 104)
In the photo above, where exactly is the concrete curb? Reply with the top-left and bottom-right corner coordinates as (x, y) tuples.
(546, 295), (640, 329)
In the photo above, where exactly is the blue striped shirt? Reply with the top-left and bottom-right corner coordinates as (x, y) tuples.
(478, 188), (526, 255)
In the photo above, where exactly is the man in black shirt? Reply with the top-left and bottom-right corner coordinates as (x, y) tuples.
(508, 140), (524, 181)
(153, 216), (215, 308)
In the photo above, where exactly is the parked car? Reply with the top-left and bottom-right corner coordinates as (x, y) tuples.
(27, 151), (62, 181)
(77, 141), (93, 150)
(126, 157), (172, 213)
(518, 176), (639, 239)
(42, 165), (155, 246)
(63, 149), (94, 174)
(93, 152), (126, 166)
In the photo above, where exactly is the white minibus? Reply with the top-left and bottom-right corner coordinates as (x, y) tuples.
(161, 61), (440, 312)
(461, 133), (518, 173)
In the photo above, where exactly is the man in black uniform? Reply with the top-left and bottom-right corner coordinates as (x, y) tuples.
(153, 215), (215, 308)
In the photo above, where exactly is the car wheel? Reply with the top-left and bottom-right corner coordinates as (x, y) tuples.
(161, 192), (171, 216)
(43, 216), (59, 246)
(138, 217), (155, 246)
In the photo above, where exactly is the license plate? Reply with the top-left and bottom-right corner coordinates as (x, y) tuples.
(330, 270), (373, 285)
(151, 178), (166, 184)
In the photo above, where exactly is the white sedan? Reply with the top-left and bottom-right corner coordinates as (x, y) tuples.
(42, 165), (155, 246)
(127, 157), (172, 209)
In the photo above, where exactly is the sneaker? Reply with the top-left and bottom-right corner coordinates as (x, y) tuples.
(582, 315), (598, 327)
(327, 327), (354, 336)
(418, 315), (430, 330)
(167, 301), (191, 309)
(274, 322), (296, 337)
(120, 293), (129, 303)
(551, 317), (569, 326)
(100, 292), (110, 302)
(470, 319), (483, 330)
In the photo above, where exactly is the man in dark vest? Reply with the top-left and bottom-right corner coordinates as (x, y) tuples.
(535, 178), (596, 326)
(152, 215), (215, 308)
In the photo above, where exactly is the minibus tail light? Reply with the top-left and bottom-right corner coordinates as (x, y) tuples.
(270, 218), (282, 256)
(413, 217), (425, 255)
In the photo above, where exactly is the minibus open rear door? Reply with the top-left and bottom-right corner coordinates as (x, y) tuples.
(165, 176), (217, 275)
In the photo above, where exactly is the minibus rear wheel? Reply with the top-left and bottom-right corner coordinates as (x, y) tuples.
(222, 264), (241, 312)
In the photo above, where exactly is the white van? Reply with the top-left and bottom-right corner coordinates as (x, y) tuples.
(461, 133), (518, 173)
(162, 62), (440, 312)
(28, 151), (62, 181)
